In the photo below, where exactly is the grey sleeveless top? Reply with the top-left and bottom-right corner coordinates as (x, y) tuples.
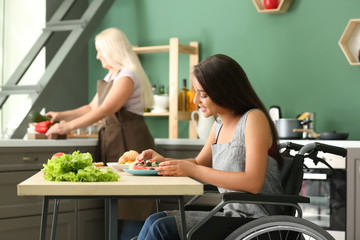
(212, 109), (283, 218)
(167, 109), (284, 232)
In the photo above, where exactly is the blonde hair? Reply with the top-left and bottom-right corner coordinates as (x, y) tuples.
(95, 28), (154, 108)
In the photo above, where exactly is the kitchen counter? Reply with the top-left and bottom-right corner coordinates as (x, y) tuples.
(0, 138), (206, 148)
(1, 138), (359, 148)
(0, 138), (98, 147)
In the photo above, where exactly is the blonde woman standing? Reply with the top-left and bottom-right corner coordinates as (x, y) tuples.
(46, 27), (155, 162)
(45, 28), (156, 238)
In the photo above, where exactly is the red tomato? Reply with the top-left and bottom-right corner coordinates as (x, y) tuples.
(51, 152), (64, 160)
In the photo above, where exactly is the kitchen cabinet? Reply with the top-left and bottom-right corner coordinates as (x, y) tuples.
(339, 19), (360, 65)
(0, 143), (104, 240)
(155, 138), (204, 158)
(0, 213), (75, 240)
(346, 148), (360, 240)
(77, 209), (105, 240)
(252, 0), (293, 14)
(133, 38), (199, 139)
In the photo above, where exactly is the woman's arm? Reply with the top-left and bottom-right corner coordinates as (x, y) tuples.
(46, 76), (134, 135)
(46, 95), (98, 122)
(158, 110), (272, 194)
(155, 124), (214, 175)
(137, 123), (215, 166)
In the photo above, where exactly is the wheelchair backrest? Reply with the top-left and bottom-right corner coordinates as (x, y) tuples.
(279, 143), (305, 196)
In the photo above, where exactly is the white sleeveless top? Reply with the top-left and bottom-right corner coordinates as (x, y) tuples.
(104, 68), (143, 115)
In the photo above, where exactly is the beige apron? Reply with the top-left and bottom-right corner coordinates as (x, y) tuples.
(97, 79), (157, 220)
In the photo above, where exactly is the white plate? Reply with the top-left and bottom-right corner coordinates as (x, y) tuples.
(123, 168), (159, 176)
(107, 162), (129, 171)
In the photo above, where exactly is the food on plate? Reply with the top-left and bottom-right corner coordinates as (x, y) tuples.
(42, 151), (120, 182)
(118, 150), (139, 164)
(129, 158), (159, 170)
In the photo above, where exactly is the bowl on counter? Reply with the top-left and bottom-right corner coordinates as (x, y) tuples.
(152, 94), (169, 113)
(107, 162), (130, 171)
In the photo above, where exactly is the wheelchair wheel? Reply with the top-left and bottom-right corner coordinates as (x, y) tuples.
(224, 215), (335, 240)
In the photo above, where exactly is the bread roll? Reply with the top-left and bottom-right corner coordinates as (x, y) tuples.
(118, 150), (139, 164)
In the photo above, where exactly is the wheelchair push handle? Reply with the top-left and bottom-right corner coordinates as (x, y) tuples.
(286, 142), (304, 151)
(314, 142), (347, 157)
(299, 142), (347, 157)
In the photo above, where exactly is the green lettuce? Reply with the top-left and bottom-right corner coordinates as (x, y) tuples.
(42, 151), (120, 182)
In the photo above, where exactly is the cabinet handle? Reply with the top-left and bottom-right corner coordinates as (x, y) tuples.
(22, 156), (38, 161)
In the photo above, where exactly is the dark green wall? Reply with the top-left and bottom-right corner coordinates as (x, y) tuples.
(89, 0), (360, 139)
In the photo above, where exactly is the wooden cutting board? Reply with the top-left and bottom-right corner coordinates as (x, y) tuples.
(27, 133), (67, 139)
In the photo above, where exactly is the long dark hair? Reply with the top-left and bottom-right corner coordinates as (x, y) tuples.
(193, 54), (283, 167)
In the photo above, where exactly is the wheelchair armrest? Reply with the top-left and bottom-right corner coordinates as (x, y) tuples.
(204, 184), (219, 192)
(222, 192), (310, 205)
(185, 184), (220, 211)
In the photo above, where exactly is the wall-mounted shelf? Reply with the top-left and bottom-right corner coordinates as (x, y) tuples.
(252, 0), (292, 14)
(133, 38), (199, 139)
(339, 18), (360, 66)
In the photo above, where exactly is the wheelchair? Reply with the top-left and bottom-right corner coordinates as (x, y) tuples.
(183, 142), (347, 240)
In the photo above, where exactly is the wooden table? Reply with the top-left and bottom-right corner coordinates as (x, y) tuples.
(17, 170), (203, 240)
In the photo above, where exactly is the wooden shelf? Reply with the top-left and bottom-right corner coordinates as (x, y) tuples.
(133, 44), (197, 55)
(134, 38), (199, 139)
(252, 0), (292, 14)
(339, 19), (360, 66)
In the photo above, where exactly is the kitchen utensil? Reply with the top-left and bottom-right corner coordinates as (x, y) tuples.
(269, 105), (282, 122)
(297, 112), (315, 139)
(275, 118), (303, 139)
(297, 112), (311, 121)
(293, 129), (349, 140)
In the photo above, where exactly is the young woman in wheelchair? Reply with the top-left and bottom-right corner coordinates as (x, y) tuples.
(135, 54), (284, 240)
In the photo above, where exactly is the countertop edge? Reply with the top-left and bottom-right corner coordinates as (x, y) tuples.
(1, 138), (360, 148)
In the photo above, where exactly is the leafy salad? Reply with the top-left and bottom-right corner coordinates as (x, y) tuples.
(42, 151), (120, 182)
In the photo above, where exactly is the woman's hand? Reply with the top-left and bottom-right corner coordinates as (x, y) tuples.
(45, 122), (70, 136)
(45, 111), (62, 123)
(136, 149), (165, 163)
(156, 160), (196, 177)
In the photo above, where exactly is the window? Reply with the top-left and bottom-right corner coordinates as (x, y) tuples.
(0, 0), (45, 138)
